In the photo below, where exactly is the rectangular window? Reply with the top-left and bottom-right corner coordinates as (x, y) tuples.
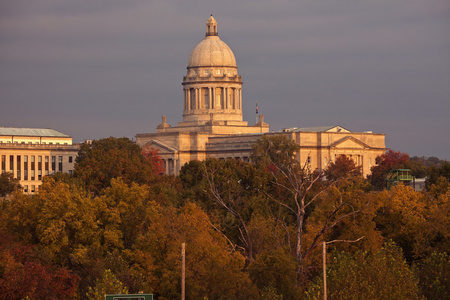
(51, 156), (56, 171)
(204, 88), (210, 109)
(31, 156), (35, 180)
(38, 170), (42, 180)
(9, 155), (14, 172)
(69, 156), (73, 163)
(24, 155), (28, 180)
(38, 156), (42, 170)
(31, 185), (35, 193)
(45, 156), (49, 172)
(68, 170), (73, 175)
(16, 156), (21, 180)
(24, 185), (28, 193)
(58, 156), (63, 172)
(1, 155), (5, 173)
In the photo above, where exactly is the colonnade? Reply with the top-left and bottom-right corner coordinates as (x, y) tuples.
(183, 87), (241, 111)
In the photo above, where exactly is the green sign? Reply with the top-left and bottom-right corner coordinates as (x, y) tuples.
(105, 294), (153, 300)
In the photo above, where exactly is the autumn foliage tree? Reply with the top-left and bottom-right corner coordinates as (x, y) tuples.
(249, 135), (370, 286)
(141, 145), (165, 176)
(0, 231), (79, 299)
(324, 154), (362, 181)
(368, 149), (410, 190)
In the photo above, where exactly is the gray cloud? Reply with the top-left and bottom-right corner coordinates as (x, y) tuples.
(1, 0), (449, 159)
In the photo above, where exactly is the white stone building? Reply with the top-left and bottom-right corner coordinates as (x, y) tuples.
(0, 127), (79, 193)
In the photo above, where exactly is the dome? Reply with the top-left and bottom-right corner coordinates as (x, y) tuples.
(187, 16), (237, 68)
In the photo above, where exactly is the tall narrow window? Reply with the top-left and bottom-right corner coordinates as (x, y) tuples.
(1, 155), (5, 173)
(215, 88), (222, 108)
(9, 155), (14, 172)
(190, 88), (196, 109)
(51, 156), (56, 173)
(58, 156), (63, 172)
(16, 156), (21, 180)
(31, 156), (35, 180)
(38, 156), (42, 171)
(45, 156), (49, 172)
(204, 88), (210, 109)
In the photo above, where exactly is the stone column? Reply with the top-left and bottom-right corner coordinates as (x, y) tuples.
(165, 159), (168, 175)
(225, 87), (228, 109)
(187, 89), (191, 110)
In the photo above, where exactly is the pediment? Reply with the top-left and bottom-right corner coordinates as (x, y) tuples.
(143, 140), (178, 154)
(330, 136), (370, 150)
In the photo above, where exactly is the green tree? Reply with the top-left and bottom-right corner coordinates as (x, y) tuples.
(248, 247), (300, 300)
(413, 252), (450, 300)
(74, 137), (156, 195)
(0, 172), (21, 197)
(304, 241), (422, 300)
(86, 269), (128, 300)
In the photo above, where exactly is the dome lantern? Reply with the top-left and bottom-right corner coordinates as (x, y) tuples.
(206, 14), (218, 36)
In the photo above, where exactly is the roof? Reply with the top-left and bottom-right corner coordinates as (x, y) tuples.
(188, 16), (236, 68)
(281, 125), (351, 133)
(0, 127), (70, 138)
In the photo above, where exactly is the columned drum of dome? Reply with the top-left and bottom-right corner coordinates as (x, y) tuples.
(182, 15), (243, 124)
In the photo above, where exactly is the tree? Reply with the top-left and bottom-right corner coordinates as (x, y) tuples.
(368, 149), (410, 190)
(141, 145), (165, 176)
(132, 202), (258, 299)
(304, 241), (422, 300)
(86, 269), (128, 300)
(0, 172), (21, 197)
(250, 135), (369, 285)
(425, 161), (450, 190)
(74, 137), (156, 195)
(180, 158), (272, 262)
(324, 154), (362, 181)
(413, 252), (450, 300)
(0, 231), (79, 299)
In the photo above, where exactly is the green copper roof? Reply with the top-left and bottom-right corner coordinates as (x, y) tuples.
(0, 127), (70, 137)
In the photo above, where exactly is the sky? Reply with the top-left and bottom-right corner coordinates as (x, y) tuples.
(1, 0), (449, 159)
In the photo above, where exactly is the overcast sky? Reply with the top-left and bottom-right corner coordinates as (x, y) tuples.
(1, 1), (449, 159)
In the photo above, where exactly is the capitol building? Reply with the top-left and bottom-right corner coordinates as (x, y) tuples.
(136, 16), (386, 176)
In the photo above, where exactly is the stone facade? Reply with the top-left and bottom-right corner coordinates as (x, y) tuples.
(136, 16), (386, 177)
(0, 127), (79, 193)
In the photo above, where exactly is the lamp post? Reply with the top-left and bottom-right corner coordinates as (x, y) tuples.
(322, 237), (364, 300)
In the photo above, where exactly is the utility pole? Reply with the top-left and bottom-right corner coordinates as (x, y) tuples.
(323, 242), (327, 300)
(181, 243), (185, 300)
